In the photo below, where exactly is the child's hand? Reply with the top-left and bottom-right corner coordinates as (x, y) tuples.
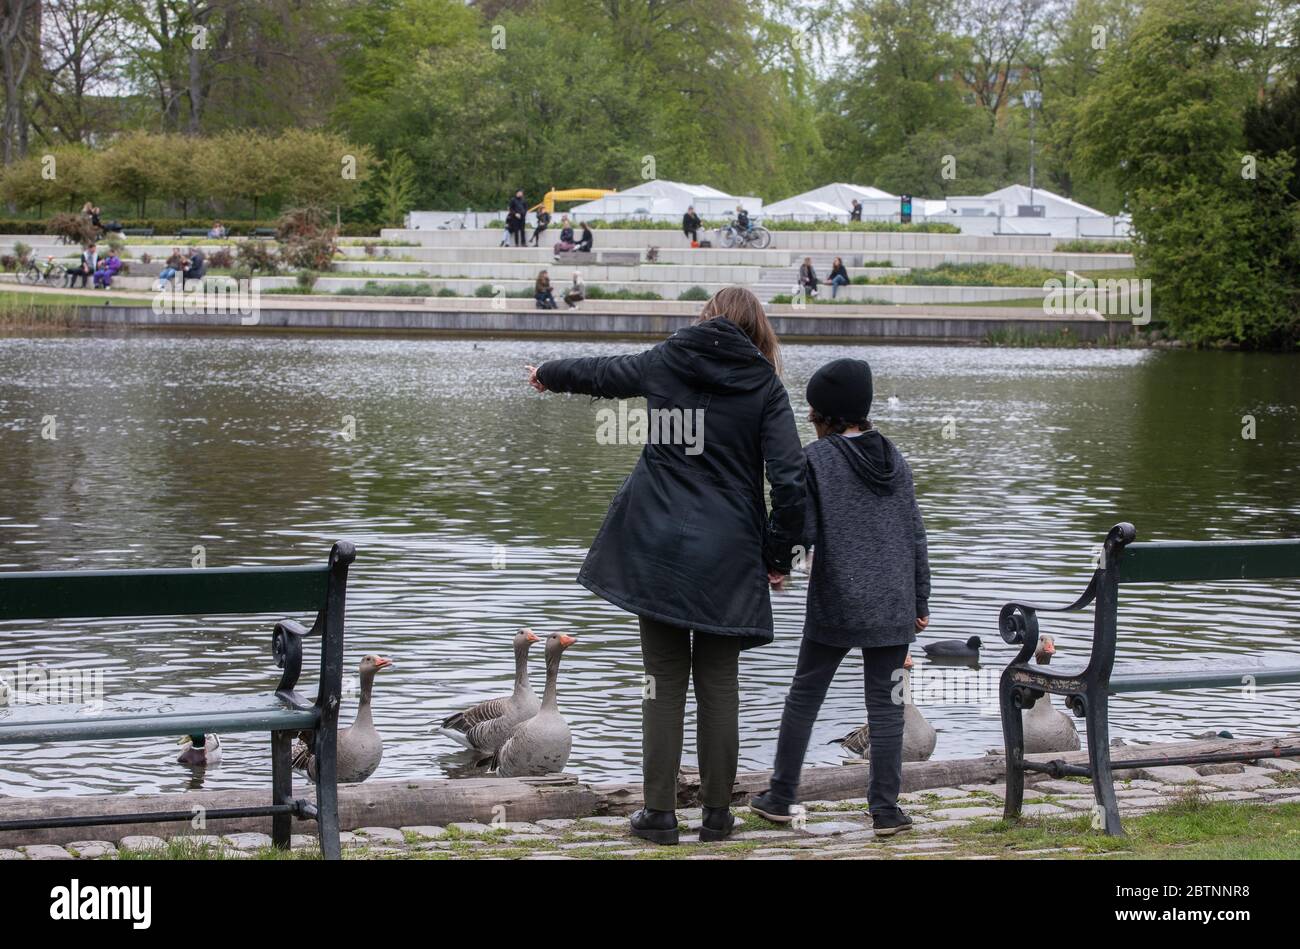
(915, 615), (929, 631)
(767, 570), (786, 591)
(525, 365), (547, 393)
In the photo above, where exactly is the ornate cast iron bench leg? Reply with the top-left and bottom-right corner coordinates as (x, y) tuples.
(271, 730), (293, 849)
(1001, 669), (1026, 821)
(1081, 687), (1125, 836)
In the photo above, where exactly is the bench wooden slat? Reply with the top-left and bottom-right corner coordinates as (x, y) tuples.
(1109, 656), (1300, 693)
(0, 693), (318, 743)
(1120, 539), (1300, 584)
(0, 565), (329, 620)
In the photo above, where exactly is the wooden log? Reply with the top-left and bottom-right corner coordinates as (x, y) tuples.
(3, 735), (1295, 847)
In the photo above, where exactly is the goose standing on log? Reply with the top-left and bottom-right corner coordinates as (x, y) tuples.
(491, 632), (577, 777)
(292, 654), (392, 784)
(1022, 636), (1080, 753)
(830, 655), (936, 761)
(435, 628), (540, 753)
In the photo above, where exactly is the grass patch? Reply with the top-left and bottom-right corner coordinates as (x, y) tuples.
(864, 262), (1059, 287)
(1054, 239), (1134, 254)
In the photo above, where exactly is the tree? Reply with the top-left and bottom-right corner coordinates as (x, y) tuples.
(1077, 0), (1297, 345)
(98, 131), (175, 216)
(0, 0), (39, 163)
(35, 0), (124, 146)
(375, 151), (417, 227)
(272, 128), (373, 210)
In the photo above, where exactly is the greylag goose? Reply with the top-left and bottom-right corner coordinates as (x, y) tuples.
(923, 636), (982, 661)
(177, 733), (222, 767)
(830, 655), (936, 761)
(490, 632), (576, 777)
(435, 628), (540, 753)
(292, 654), (392, 784)
(1022, 636), (1080, 753)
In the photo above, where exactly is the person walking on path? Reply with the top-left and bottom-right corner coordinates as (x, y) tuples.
(750, 357), (931, 837)
(525, 286), (805, 846)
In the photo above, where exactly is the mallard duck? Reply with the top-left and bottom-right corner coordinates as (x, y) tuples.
(177, 733), (222, 767)
(292, 654), (392, 784)
(923, 636), (982, 660)
(830, 655), (936, 761)
(1022, 636), (1080, 754)
(435, 628), (540, 753)
(490, 632), (576, 777)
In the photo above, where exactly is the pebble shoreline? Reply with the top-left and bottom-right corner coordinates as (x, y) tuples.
(3, 758), (1297, 861)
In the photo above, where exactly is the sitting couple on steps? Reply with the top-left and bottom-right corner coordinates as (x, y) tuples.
(525, 286), (931, 844)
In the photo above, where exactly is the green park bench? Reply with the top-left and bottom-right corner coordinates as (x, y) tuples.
(0, 541), (356, 859)
(122, 228), (154, 237)
(997, 522), (1300, 835)
(178, 227), (210, 238)
(252, 227), (277, 239)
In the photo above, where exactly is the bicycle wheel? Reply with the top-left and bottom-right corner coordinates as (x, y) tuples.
(720, 228), (737, 249)
(751, 227), (771, 250)
(18, 266), (38, 286)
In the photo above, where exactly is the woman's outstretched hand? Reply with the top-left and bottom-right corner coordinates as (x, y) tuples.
(767, 569), (786, 591)
(526, 365), (547, 393)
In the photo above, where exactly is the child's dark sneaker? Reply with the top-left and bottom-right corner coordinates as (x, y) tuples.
(871, 809), (913, 836)
(629, 807), (679, 845)
(700, 804), (736, 842)
(749, 790), (795, 823)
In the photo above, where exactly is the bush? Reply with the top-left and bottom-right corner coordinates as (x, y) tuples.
(1054, 239), (1134, 253)
(866, 262), (1058, 287)
(0, 254), (18, 272)
(207, 246), (235, 269)
(295, 270), (319, 292)
(13, 241), (31, 262)
(585, 286), (662, 300)
(677, 285), (711, 301)
(47, 212), (98, 245)
(276, 207), (338, 271)
(435, 287), (458, 297)
(473, 284), (497, 297)
(237, 240), (279, 274)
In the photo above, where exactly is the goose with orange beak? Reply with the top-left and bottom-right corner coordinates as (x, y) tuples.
(435, 628), (542, 754)
(490, 632), (577, 777)
(1022, 636), (1080, 753)
(293, 654), (393, 784)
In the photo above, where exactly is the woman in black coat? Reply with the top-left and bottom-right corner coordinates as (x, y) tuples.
(526, 286), (805, 845)
(507, 190), (528, 247)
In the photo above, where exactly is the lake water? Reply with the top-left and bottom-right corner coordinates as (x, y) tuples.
(0, 332), (1297, 796)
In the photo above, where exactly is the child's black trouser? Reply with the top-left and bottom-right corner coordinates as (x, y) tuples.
(769, 638), (908, 814)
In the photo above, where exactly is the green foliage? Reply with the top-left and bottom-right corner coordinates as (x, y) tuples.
(868, 262), (1060, 287)
(1077, 0), (1300, 346)
(1054, 240), (1135, 253)
(375, 152), (418, 228)
(677, 286), (711, 301)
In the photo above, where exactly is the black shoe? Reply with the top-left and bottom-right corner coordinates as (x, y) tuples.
(700, 805), (735, 842)
(629, 807), (679, 846)
(872, 809), (913, 837)
(749, 790), (795, 824)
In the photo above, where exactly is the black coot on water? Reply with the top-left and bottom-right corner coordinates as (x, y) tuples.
(922, 636), (982, 660)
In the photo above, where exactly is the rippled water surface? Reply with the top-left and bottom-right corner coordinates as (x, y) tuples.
(0, 333), (1297, 795)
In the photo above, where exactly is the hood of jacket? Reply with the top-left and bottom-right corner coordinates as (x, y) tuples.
(659, 318), (774, 394)
(825, 429), (904, 496)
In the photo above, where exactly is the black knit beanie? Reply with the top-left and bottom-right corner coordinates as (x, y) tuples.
(806, 358), (873, 421)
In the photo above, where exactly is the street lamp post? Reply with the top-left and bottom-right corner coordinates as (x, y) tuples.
(1023, 89), (1042, 210)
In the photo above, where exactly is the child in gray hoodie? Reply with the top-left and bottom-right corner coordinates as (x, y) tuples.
(751, 357), (931, 835)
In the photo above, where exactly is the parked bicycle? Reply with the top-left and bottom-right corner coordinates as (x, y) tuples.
(18, 255), (68, 287)
(720, 222), (772, 250)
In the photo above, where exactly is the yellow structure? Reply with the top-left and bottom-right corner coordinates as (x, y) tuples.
(530, 188), (616, 214)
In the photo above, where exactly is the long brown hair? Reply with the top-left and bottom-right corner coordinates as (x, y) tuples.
(696, 286), (782, 375)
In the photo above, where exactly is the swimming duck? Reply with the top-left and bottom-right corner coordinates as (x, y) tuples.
(490, 632), (577, 777)
(177, 733), (222, 767)
(830, 655), (936, 761)
(923, 636), (982, 660)
(435, 628), (540, 753)
(1022, 636), (1080, 754)
(292, 654), (392, 784)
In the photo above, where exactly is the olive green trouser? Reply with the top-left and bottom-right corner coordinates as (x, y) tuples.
(639, 616), (743, 811)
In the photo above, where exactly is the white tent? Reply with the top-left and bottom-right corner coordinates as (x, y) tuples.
(930, 184), (1130, 237)
(942, 184), (1105, 219)
(566, 180), (761, 222)
(763, 182), (899, 221)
